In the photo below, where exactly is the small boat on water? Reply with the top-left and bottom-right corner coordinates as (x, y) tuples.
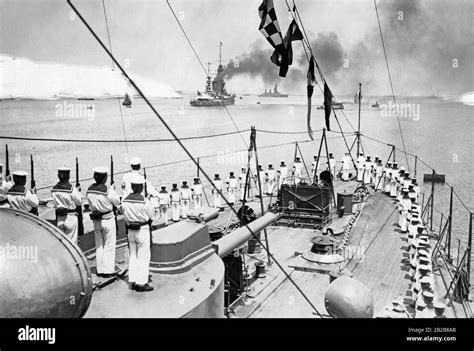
(317, 102), (344, 110)
(77, 97), (95, 101)
(122, 93), (132, 108)
(372, 101), (380, 108)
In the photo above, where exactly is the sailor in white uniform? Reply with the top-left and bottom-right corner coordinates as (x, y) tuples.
(363, 156), (372, 185)
(180, 180), (191, 218)
(356, 152), (365, 182)
(277, 160), (288, 190)
(311, 156), (320, 181)
(7, 171), (39, 214)
(293, 157), (303, 184)
(158, 185), (170, 225)
(122, 173), (154, 292)
(412, 179), (420, 202)
(191, 178), (203, 209)
(399, 190), (411, 233)
(212, 174), (223, 208)
(328, 153), (336, 180)
(375, 159), (384, 190)
(266, 164), (276, 195)
(390, 163), (398, 197)
(238, 168), (247, 201)
(0, 168), (12, 207)
(255, 164), (265, 195)
(86, 167), (120, 277)
(51, 167), (83, 244)
(341, 152), (352, 181)
(396, 167), (406, 200)
(384, 163), (392, 193)
(170, 183), (181, 222)
(226, 172), (237, 205)
(121, 157), (158, 198)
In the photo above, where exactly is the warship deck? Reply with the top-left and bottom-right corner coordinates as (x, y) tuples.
(233, 190), (432, 318)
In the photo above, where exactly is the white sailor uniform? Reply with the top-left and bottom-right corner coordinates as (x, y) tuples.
(180, 183), (191, 218)
(7, 185), (39, 213)
(170, 186), (181, 222)
(277, 163), (288, 189)
(293, 160), (303, 184)
(212, 176), (223, 208)
(86, 182), (120, 275)
(51, 182), (82, 244)
(191, 180), (203, 209)
(227, 175), (237, 204)
(341, 155), (351, 181)
(266, 166), (276, 195)
(158, 188), (170, 224)
(356, 155), (365, 182)
(122, 170), (159, 198)
(122, 193), (154, 286)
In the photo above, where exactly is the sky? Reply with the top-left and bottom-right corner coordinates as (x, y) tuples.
(0, 0), (473, 97)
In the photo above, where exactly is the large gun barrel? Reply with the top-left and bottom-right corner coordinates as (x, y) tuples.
(212, 212), (278, 258)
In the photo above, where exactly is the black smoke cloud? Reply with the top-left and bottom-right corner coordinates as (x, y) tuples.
(221, 0), (473, 96)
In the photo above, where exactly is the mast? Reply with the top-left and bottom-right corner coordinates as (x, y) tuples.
(218, 42), (223, 68)
(356, 83), (362, 156)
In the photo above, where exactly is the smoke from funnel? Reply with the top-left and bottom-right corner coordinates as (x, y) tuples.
(223, 0), (473, 96)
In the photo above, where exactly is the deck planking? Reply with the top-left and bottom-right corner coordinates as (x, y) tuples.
(234, 189), (417, 318)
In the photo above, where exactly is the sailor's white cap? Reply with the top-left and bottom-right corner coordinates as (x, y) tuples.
(57, 167), (71, 172)
(93, 167), (109, 174)
(130, 157), (142, 166)
(418, 248), (430, 256)
(400, 166), (406, 171)
(12, 170), (27, 177)
(422, 291), (434, 299)
(418, 264), (431, 271)
(280, 159), (285, 163)
(416, 298), (426, 308)
(419, 256), (430, 264)
(434, 300), (446, 309)
(420, 276), (431, 284)
(130, 173), (145, 185)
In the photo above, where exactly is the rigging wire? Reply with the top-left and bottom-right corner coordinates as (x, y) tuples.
(35, 137), (319, 191)
(166, 0), (248, 148)
(285, 0), (357, 161)
(68, 0), (323, 318)
(0, 129), (355, 143)
(373, 0), (410, 173)
(101, 0), (129, 156)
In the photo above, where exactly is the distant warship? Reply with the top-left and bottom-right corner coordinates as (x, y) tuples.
(258, 84), (288, 98)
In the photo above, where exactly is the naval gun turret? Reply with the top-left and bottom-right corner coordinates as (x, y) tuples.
(0, 208), (92, 318)
(0, 207), (277, 318)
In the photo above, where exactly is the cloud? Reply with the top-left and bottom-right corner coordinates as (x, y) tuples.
(0, 54), (179, 99)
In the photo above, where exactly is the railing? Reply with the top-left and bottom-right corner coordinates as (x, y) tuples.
(2, 129), (472, 313)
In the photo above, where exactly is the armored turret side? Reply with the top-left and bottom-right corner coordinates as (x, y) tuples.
(84, 219), (225, 318)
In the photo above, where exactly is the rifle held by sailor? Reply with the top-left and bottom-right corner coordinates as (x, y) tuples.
(110, 155), (119, 230)
(5, 144), (10, 179)
(76, 157), (84, 236)
(30, 155), (38, 215)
